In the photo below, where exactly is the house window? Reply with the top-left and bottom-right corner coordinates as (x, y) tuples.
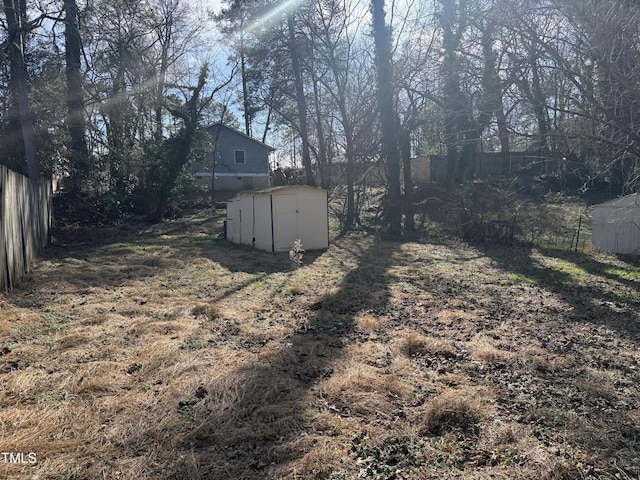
(234, 150), (246, 164)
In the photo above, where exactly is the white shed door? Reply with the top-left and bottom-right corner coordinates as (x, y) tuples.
(273, 194), (298, 252)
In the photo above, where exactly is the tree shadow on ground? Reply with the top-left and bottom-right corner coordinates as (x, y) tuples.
(205, 240), (326, 275)
(477, 244), (640, 340)
(38, 213), (326, 296)
(162, 238), (403, 479)
(537, 247), (640, 290)
(617, 253), (640, 268)
(472, 243), (640, 476)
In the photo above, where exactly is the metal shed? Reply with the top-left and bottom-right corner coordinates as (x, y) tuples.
(226, 185), (329, 252)
(592, 193), (640, 254)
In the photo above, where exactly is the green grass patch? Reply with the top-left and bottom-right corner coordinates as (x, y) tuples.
(604, 267), (640, 282)
(505, 272), (536, 285)
(542, 258), (589, 281)
(180, 338), (207, 350)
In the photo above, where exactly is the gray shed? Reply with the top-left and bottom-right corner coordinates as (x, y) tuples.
(592, 193), (640, 254)
(226, 185), (329, 252)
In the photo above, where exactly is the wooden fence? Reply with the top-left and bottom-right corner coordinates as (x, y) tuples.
(426, 152), (563, 182)
(0, 165), (52, 292)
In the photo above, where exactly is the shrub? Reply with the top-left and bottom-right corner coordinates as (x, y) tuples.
(289, 239), (304, 269)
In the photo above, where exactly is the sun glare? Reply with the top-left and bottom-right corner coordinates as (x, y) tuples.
(244, 0), (309, 35)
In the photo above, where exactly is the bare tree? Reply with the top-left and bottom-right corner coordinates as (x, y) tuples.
(372, 0), (402, 231)
(286, 12), (315, 186)
(216, 0), (257, 136)
(548, 0), (640, 192)
(305, 0), (375, 228)
(3, 0), (39, 179)
(150, 0), (207, 142)
(64, 0), (89, 191)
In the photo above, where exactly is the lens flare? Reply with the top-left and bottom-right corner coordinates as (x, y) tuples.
(244, 0), (309, 35)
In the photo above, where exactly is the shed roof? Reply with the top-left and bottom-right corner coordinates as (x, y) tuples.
(594, 193), (640, 209)
(229, 185), (327, 199)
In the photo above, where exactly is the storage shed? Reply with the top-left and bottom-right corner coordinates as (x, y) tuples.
(226, 185), (329, 252)
(592, 193), (640, 254)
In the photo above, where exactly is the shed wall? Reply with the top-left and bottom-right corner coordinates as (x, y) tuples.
(592, 201), (640, 254)
(226, 186), (329, 252)
(253, 196), (273, 251)
(293, 190), (329, 250)
(239, 194), (255, 246)
(226, 199), (241, 244)
(272, 194), (299, 252)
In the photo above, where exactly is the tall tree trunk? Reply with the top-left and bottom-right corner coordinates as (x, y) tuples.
(496, 106), (511, 173)
(154, 7), (172, 142)
(3, 0), (39, 180)
(440, 0), (475, 183)
(308, 36), (329, 189)
(319, 22), (356, 228)
(344, 134), (356, 228)
(64, 0), (89, 191)
(530, 54), (549, 155)
(518, 37), (549, 159)
(477, 22), (510, 173)
(401, 128), (414, 231)
(440, 0), (463, 184)
(107, 64), (127, 190)
(239, 25), (251, 137)
(287, 13), (315, 186)
(372, 0), (401, 232)
(262, 104), (272, 144)
(311, 73), (329, 189)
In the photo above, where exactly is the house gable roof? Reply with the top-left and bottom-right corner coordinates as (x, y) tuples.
(205, 123), (276, 152)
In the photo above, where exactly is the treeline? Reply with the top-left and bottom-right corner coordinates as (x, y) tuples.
(218, 0), (640, 231)
(1, 0), (224, 222)
(1, 0), (639, 228)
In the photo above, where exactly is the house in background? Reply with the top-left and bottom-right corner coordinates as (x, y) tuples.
(193, 123), (275, 198)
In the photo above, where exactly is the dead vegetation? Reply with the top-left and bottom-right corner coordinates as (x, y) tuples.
(0, 190), (639, 479)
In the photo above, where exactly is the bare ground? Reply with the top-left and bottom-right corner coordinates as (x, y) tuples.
(1, 207), (639, 479)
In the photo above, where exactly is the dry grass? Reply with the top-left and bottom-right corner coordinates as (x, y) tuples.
(1, 208), (640, 479)
(355, 312), (381, 332)
(469, 334), (514, 365)
(397, 332), (457, 358)
(317, 357), (412, 419)
(435, 307), (482, 325)
(190, 303), (219, 320)
(418, 387), (487, 435)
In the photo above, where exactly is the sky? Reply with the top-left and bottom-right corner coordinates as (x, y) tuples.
(204, 0), (223, 14)
(197, 0), (422, 164)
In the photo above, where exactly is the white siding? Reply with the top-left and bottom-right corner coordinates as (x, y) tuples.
(592, 194), (640, 254)
(239, 194), (254, 246)
(295, 190), (329, 250)
(226, 199), (241, 244)
(272, 194), (299, 252)
(253, 196), (273, 251)
(225, 186), (329, 252)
